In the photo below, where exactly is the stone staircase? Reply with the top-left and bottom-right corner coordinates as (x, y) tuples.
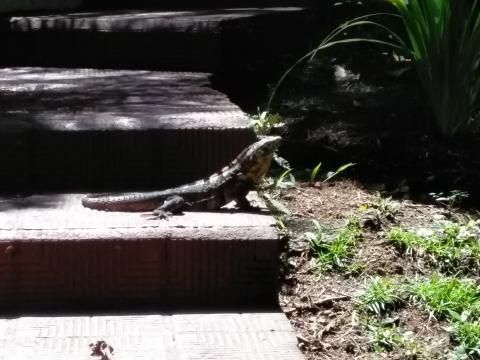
(0, 3), (310, 359)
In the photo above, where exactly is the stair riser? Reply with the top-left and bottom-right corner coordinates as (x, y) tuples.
(0, 234), (278, 311)
(2, 31), (221, 71)
(0, 129), (254, 192)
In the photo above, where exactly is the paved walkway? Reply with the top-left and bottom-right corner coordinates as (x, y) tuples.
(0, 312), (304, 360)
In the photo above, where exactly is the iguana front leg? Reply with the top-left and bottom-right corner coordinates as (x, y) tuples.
(235, 196), (253, 210)
(229, 180), (255, 210)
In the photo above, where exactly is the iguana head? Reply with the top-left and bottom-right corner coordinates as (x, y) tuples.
(238, 136), (282, 184)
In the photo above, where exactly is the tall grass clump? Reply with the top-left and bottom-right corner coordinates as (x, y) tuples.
(269, 0), (480, 137)
(389, 0), (480, 137)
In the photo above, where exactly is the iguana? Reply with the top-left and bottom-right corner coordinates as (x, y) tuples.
(82, 136), (281, 218)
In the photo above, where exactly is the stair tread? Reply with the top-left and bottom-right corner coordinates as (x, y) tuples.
(5, 7), (306, 33)
(0, 312), (303, 359)
(0, 193), (276, 240)
(0, 67), (249, 131)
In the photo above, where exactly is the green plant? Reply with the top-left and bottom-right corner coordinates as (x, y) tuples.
(359, 276), (405, 315)
(448, 316), (480, 360)
(346, 262), (365, 276)
(309, 162), (322, 183)
(389, 0), (480, 136)
(276, 217), (288, 233)
(250, 109), (282, 135)
(388, 220), (480, 274)
(307, 162), (356, 184)
(372, 195), (400, 219)
(411, 275), (480, 320)
(269, 0), (480, 137)
(430, 190), (470, 209)
(274, 168), (296, 189)
(323, 162), (356, 182)
(388, 227), (425, 255)
(366, 322), (418, 354)
(305, 218), (361, 272)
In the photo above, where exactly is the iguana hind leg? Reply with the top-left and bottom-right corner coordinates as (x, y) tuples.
(150, 195), (185, 219)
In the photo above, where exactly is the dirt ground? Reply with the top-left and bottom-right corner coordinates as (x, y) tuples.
(275, 179), (455, 359)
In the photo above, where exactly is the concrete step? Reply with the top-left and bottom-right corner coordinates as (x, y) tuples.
(0, 67), (255, 192)
(0, 7), (310, 71)
(0, 312), (304, 359)
(0, 193), (279, 311)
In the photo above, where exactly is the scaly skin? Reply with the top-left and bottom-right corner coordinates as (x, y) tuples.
(82, 136), (281, 216)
